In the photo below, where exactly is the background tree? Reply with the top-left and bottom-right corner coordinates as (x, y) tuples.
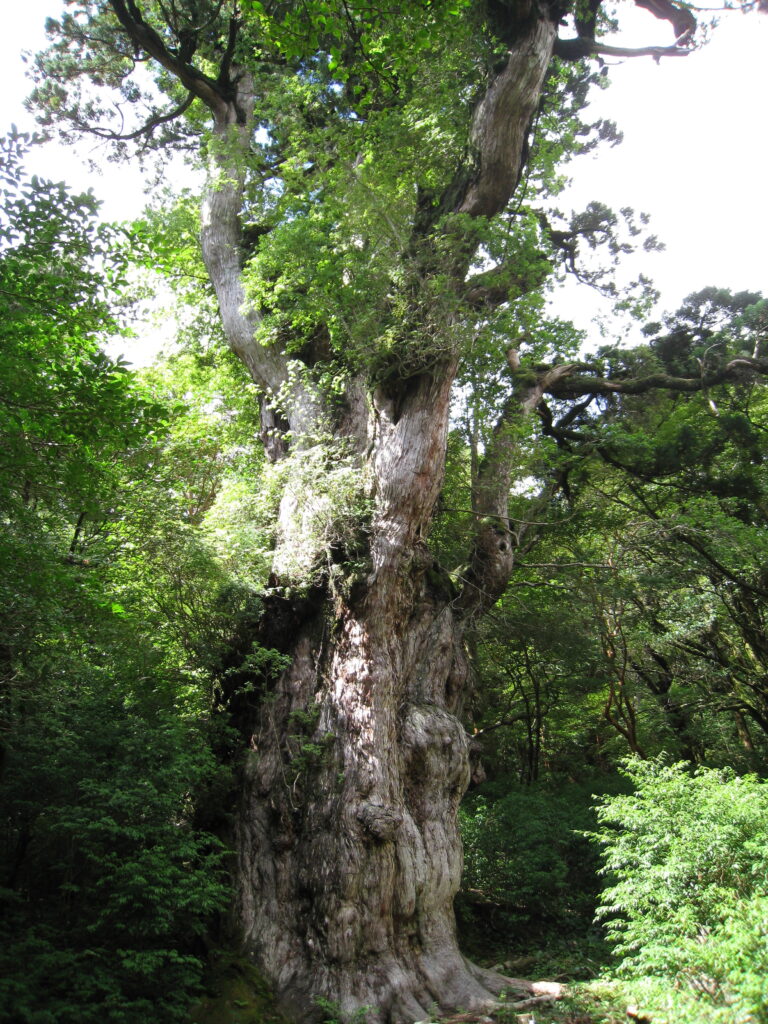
(27, 2), (768, 1020)
(537, 288), (768, 761)
(455, 289), (768, 968)
(0, 135), (236, 1022)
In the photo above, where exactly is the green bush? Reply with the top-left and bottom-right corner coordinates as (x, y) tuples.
(590, 758), (768, 1021)
(0, 669), (230, 1024)
(459, 780), (601, 936)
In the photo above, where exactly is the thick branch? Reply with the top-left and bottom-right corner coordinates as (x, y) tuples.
(457, 364), (575, 616)
(108, 0), (230, 118)
(634, 0), (697, 41)
(100, 4), (325, 445)
(458, 17), (556, 219)
(543, 357), (768, 400)
(536, 396), (593, 448)
(371, 364), (458, 584)
(218, 8), (240, 85)
(556, 0), (696, 62)
(198, 95), (323, 442)
(591, 40), (692, 58)
(555, 37), (693, 60)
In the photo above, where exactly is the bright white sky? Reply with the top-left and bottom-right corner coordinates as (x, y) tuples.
(1, 1), (766, 358)
(556, 5), (768, 336)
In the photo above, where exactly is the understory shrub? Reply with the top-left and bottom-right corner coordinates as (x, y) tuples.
(0, 671), (230, 1023)
(590, 757), (768, 1022)
(459, 780), (602, 939)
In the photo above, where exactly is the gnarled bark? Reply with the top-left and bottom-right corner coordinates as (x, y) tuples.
(460, 17), (556, 219)
(217, 14), (562, 1022)
(232, 353), (493, 1022)
(234, 573), (498, 1023)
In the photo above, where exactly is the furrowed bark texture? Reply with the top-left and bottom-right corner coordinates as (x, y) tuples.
(233, 366), (550, 1021)
(235, 380), (490, 1021)
(460, 17), (556, 218)
(225, 19), (558, 1021)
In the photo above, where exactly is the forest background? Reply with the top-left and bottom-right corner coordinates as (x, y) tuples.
(2, 2), (768, 1023)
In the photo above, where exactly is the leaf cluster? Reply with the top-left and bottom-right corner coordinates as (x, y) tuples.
(0, 142), (252, 1022)
(590, 758), (768, 1021)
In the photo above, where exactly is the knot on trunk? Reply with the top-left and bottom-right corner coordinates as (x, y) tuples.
(468, 737), (486, 786)
(356, 802), (403, 842)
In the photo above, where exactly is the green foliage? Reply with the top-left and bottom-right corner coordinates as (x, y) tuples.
(106, 352), (269, 671)
(590, 758), (768, 1020)
(460, 288), (768, 782)
(237, 8), (485, 380)
(30, 0), (221, 157)
(584, 292), (768, 758)
(31, 0), (637, 400)
(459, 780), (602, 936)
(0, 140), (235, 1022)
(129, 189), (225, 356)
(0, 476), (232, 1024)
(314, 996), (373, 1024)
(0, 130), (164, 523)
(0, 666), (229, 1024)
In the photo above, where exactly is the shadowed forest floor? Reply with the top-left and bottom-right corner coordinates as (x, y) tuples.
(189, 941), (651, 1024)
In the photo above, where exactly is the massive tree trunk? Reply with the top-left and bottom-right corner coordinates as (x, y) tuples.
(191, 12), (563, 1022)
(231, 364), (545, 1021)
(235, 444), (478, 1020)
(213, 17), (558, 1019)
